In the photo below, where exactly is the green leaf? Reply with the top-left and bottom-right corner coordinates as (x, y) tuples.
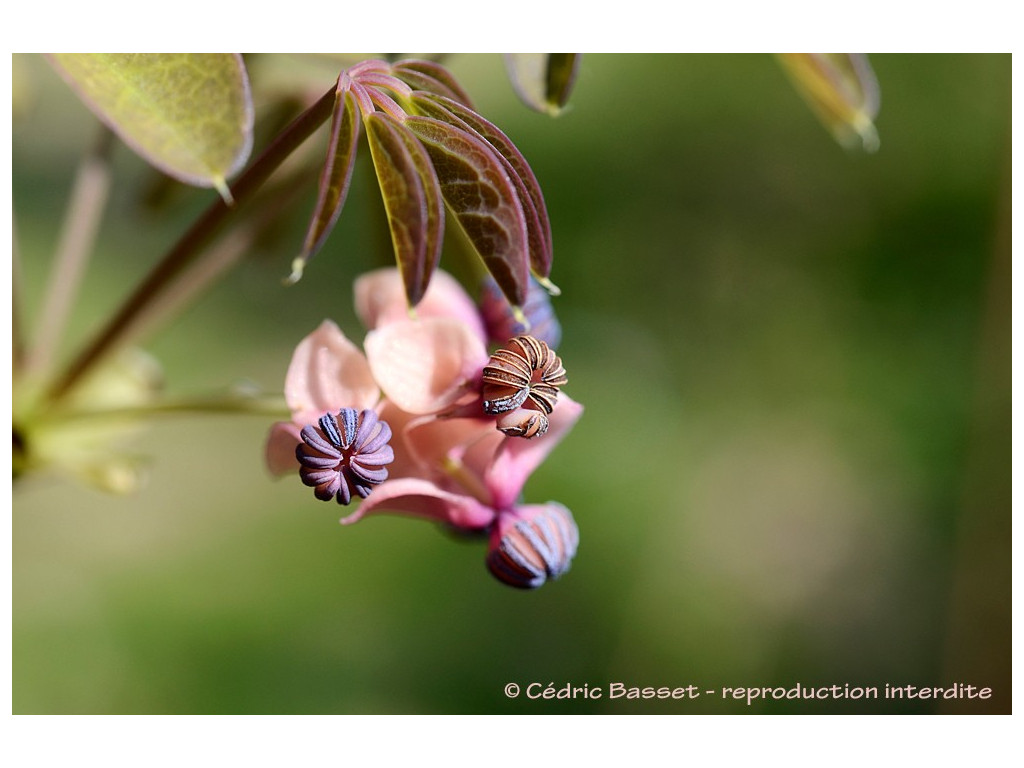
(410, 92), (554, 286)
(777, 53), (880, 152)
(391, 59), (475, 108)
(365, 112), (444, 308)
(48, 53), (254, 197)
(403, 115), (530, 307)
(544, 54), (581, 113)
(503, 54), (581, 116)
(291, 86), (362, 283)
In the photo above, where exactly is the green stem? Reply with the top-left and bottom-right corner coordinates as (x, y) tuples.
(40, 392), (291, 426)
(118, 162), (314, 351)
(12, 216), (26, 374)
(45, 84), (337, 404)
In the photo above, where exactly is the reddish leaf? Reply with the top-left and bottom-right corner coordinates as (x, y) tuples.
(292, 86), (361, 282)
(365, 112), (444, 307)
(391, 59), (475, 108)
(410, 91), (553, 283)
(403, 115), (530, 307)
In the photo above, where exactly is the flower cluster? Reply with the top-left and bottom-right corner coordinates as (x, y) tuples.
(265, 269), (582, 589)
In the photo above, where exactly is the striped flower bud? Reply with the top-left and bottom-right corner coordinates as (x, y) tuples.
(479, 276), (562, 349)
(486, 503), (579, 589)
(296, 408), (393, 505)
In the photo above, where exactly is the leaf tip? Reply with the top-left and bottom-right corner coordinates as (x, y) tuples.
(856, 118), (880, 153)
(213, 176), (234, 206)
(536, 275), (561, 296)
(284, 256), (306, 286)
(541, 101), (573, 118)
(511, 305), (528, 327)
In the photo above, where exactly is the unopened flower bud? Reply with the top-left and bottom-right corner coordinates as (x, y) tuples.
(486, 503), (579, 589)
(480, 277), (561, 349)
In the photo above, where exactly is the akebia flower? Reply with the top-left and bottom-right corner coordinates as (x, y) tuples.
(297, 408), (393, 504)
(265, 267), (583, 588)
(264, 318), (383, 484)
(347, 355), (584, 589)
(343, 390), (583, 589)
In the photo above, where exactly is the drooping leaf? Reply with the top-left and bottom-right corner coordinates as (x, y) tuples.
(410, 92), (554, 286)
(503, 54), (581, 116)
(391, 59), (475, 108)
(365, 112), (444, 308)
(544, 54), (581, 113)
(777, 53), (880, 152)
(403, 115), (530, 307)
(291, 86), (362, 283)
(48, 53), (253, 198)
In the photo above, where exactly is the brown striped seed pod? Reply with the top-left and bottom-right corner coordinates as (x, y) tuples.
(486, 503), (579, 589)
(481, 335), (567, 419)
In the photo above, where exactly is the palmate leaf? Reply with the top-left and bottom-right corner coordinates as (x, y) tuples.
(292, 86), (362, 283)
(48, 53), (253, 199)
(283, 57), (556, 311)
(365, 112), (444, 308)
(777, 53), (881, 152)
(403, 115), (530, 308)
(503, 54), (581, 116)
(409, 92), (554, 288)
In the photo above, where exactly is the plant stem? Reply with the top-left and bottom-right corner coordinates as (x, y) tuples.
(25, 127), (114, 379)
(45, 84), (337, 404)
(114, 162), (314, 354)
(12, 217), (25, 373)
(41, 392), (291, 426)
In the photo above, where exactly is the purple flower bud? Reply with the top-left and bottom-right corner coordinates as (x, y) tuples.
(486, 503), (579, 589)
(480, 277), (562, 350)
(296, 408), (394, 504)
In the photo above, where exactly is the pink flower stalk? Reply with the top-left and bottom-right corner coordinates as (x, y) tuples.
(265, 268), (583, 588)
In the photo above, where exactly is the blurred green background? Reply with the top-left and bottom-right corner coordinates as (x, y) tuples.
(12, 53), (1010, 713)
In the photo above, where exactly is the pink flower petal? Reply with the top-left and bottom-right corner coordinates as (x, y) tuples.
(364, 317), (489, 415)
(355, 268), (487, 343)
(284, 320), (379, 424)
(376, 401), (432, 481)
(340, 477), (497, 530)
(485, 395), (584, 510)
(397, 412), (503, 503)
(265, 421), (302, 476)
(403, 413), (500, 479)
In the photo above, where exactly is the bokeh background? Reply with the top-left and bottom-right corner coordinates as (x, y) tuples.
(12, 53), (1011, 713)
